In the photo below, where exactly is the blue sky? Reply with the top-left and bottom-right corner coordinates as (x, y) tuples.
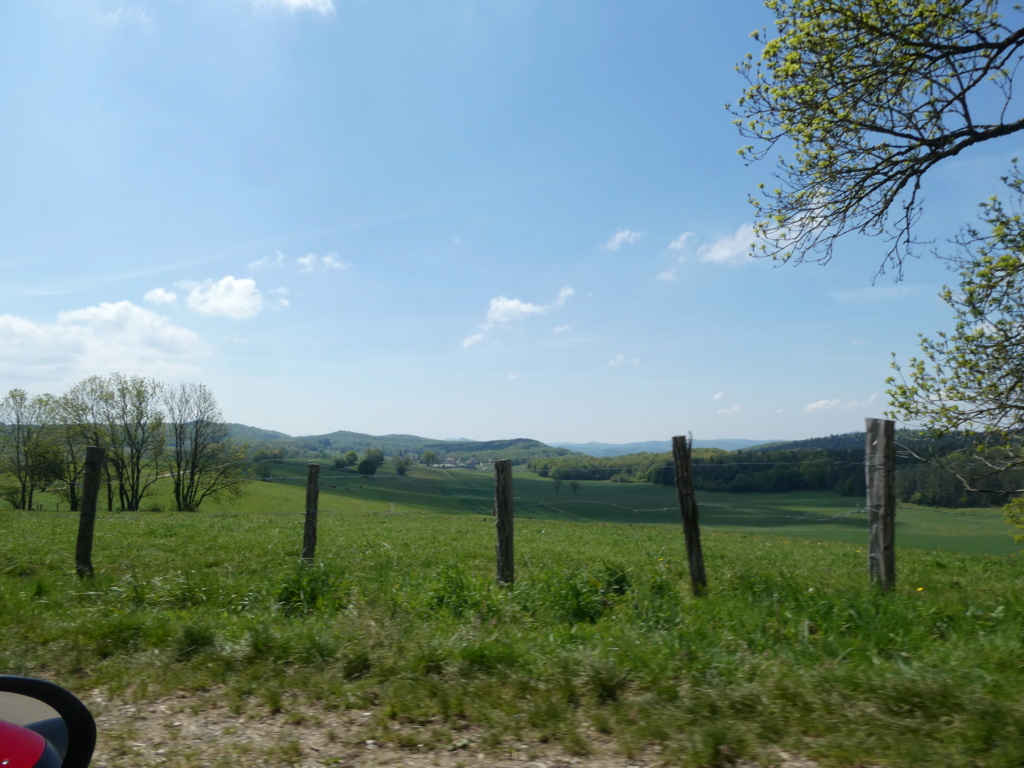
(0, 0), (1012, 443)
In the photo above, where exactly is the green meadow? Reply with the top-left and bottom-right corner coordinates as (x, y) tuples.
(263, 461), (1017, 556)
(3, 462), (1024, 766)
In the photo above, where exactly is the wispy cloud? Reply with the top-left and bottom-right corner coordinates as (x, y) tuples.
(804, 393), (879, 413)
(605, 352), (640, 366)
(658, 224), (755, 280)
(269, 287), (291, 309)
(462, 286), (574, 349)
(254, 0), (335, 16)
(717, 403), (742, 416)
(248, 252), (288, 270)
(668, 232), (693, 251)
(249, 250), (350, 273)
(697, 223), (755, 266)
(297, 253), (351, 273)
(552, 286), (575, 307)
(602, 229), (643, 251)
(828, 285), (921, 305)
(0, 302), (206, 381)
(98, 6), (150, 29)
(712, 391), (725, 401)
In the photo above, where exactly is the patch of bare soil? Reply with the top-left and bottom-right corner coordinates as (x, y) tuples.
(85, 689), (821, 768)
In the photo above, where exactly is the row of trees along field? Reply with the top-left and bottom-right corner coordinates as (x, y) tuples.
(0, 374), (249, 512)
(529, 432), (1024, 509)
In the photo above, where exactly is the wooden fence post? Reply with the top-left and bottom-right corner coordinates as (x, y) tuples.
(75, 445), (104, 579)
(302, 463), (320, 563)
(494, 459), (514, 586)
(672, 435), (707, 596)
(865, 417), (896, 591)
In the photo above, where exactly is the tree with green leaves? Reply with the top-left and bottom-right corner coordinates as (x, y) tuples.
(735, 1), (1024, 529)
(733, 0), (1024, 276)
(100, 374), (165, 511)
(0, 389), (54, 510)
(888, 172), (1024, 494)
(421, 450), (438, 467)
(163, 381), (251, 512)
(355, 448), (385, 476)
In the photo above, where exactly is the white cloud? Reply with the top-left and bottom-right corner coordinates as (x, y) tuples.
(804, 394), (879, 413)
(180, 276), (264, 319)
(602, 229), (643, 251)
(508, 372), (523, 380)
(145, 287), (177, 306)
(486, 296), (546, 326)
(255, 0), (335, 15)
(297, 252), (351, 273)
(463, 286), (575, 348)
(553, 323), (575, 333)
(712, 392), (725, 401)
(657, 227), (754, 279)
(804, 398), (842, 413)
(697, 223), (755, 266)
(717, 403), (742, 416)
(0, 302), (207, 381)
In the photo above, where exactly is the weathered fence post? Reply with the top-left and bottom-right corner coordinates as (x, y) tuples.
(494, 458), (514, 586)
(302, 463), (320, 563)
(865, 418), (896, 590)
(672, 435), (708, 596)
(75, 445), (104, 579)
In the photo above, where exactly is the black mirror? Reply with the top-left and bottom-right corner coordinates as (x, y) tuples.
(0, 676), (96, 768)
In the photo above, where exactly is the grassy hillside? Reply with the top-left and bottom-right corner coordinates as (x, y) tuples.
(3, 474), (1024, 766)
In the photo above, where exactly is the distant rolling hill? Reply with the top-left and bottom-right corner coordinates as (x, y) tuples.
(227, 424), (780, 460)
(550, 438), (776, 457)
(226, 425), (577, 463)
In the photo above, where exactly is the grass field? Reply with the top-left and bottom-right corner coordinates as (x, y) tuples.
(3, 464), (1024, 766)
(253, 461), (1018, 556)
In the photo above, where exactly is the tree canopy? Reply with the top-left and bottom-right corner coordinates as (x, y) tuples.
(888, 171), (1024, 493)
(733, 0), (1024, 275)
(0, 375), (249, 512)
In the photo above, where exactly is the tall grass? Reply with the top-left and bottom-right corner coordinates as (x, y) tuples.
(3, 485), (1024, 765)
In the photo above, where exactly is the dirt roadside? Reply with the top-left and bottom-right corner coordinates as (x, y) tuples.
(84, 690), (823, 768)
